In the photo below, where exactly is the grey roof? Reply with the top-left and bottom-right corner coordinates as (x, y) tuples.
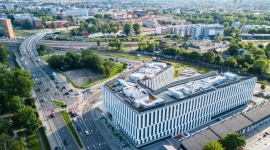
(180, 102), (270, 150)
(210, 115), (253, 137)
(180, 128), (219, 150)
(242, 102), (270, 123)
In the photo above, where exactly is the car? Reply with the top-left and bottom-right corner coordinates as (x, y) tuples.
(74, 92), (79, 96)
(85, 130), (90, 136)
(56, 80), (60, 84)
(36, 88), (40, 92)
(74, 112), (79, 116)
(63, 86), (66, 89)
(69, 110), (74, 115)
(63, 140), (68, 145)
(77, 125), (81, 130)
(50, 112), (55, 118)
(56, 85), (59, 89)
(40, 98), (46, 102)
(72, 118), (77, 123)
(46, 88), (50, 91)
(55, 147), (59, 150)
(39, 81), (42, 84)
(69, 89), (74, 92)
(64, 92), (69, 95)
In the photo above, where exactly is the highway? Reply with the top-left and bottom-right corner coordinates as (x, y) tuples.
(20, 33), (80, 150)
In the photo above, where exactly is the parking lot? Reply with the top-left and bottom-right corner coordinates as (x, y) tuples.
(65, 69), (106, 86)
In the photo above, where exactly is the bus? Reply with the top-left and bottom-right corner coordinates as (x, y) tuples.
(52, 72), (58, 79)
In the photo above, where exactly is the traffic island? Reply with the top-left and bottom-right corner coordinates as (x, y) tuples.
(60, 111), (83, 148)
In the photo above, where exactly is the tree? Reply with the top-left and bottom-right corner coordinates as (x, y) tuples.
(203, 141), (224, 150)
(124, 22), (132, 36)
(0, 133), (22, 150)
(133, 23), (141, 35)
(114, 39), (122, 50)
(97, 39), (101, 47)
(13, 106), (40, 133)
(0, 44), (8, 63)
(202, 51), (215, 64)
(112, 27), (118, 35)
(0, 120), (13, 136)
(215, 55), (224, 65)
(68, 15), (76, 24)
(7, 96), (25, 112)
(252, 58), (268, 74)
(227, 44), (239, 56)
(109, 41), (115, 49)
(219, 133), (246, 150)
(224, 57), (237, 68)
(87, 25), (98, 34)
(24, 20), (32, 29)
(51, 21), (56, 29)
(261, 84), (266, 91)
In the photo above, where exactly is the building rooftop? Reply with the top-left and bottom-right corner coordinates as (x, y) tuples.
(106, 61), (253, 113)
(180, 128), (220, 150)
(180, 101), (270, 150)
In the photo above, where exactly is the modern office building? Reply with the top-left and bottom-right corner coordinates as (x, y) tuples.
(0, 18), (14, 38)
(103, 62), (256, 148)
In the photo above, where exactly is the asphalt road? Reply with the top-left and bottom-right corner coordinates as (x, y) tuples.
(20, 33), (80, 150)
(20, 32), (116, 150)
(72, 90), (112, 150)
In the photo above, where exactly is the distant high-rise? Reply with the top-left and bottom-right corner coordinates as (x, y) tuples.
(0, 19), (14, 38)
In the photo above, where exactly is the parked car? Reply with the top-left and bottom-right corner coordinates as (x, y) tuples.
(69, 89), (74, 92)
(77, 125), (81, 130)
(64, 92), (69, 95)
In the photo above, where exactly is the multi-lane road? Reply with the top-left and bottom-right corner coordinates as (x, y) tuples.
(20, 33), (80, 150)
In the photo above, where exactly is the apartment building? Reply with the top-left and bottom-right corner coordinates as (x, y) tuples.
(155, 24), (224, 40)
(103, 62), (256, 148)
(0, 18), (14, 38)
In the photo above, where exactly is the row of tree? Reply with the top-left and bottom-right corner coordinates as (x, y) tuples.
(203, 133), (245, 150)
(47, 50), (116, 76)
(153, 42), (268, 75)
(137, 41), (159, 52)
(37, 44), (52, 56)
(109, 39), (123, 50)
(173, 12), (270, 27)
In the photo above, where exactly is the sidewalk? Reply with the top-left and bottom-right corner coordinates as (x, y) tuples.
(33, 90), (58, 150)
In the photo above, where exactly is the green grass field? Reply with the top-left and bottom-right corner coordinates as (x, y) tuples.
(102, 54), (151, 62)
(168, 62), (212, 74)
(26, 132), (42, 150)
(54, 100), (64, 108)
(38, 127), (50, 150)
(60, 111), (83, 148)
(101, 63), (126, 82)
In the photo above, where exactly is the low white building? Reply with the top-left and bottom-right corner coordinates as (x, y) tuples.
(64, 9), (89, 16)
